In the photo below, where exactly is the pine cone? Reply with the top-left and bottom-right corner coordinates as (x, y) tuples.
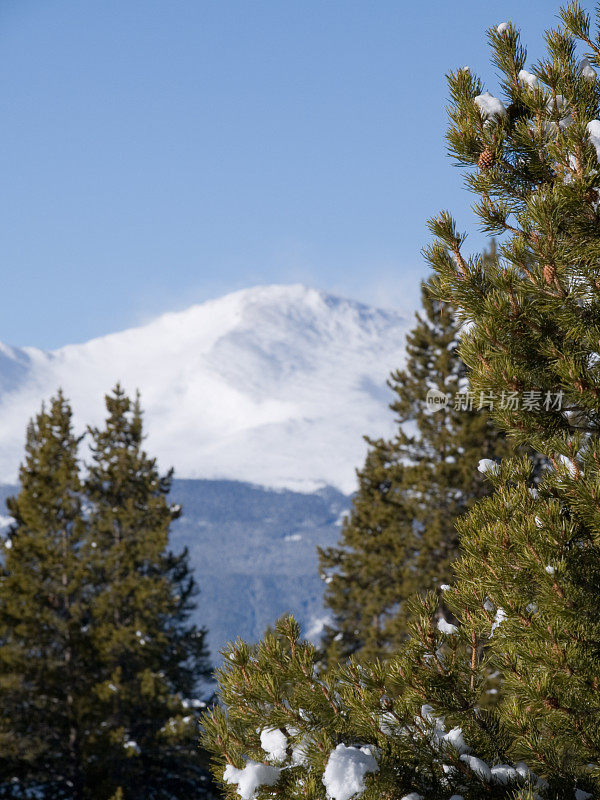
(543, 264), (556, 284)
(507, 100), (527, 126)
(477, 147), (495, 170)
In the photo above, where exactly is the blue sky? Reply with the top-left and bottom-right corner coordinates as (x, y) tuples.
(0, 0), (567, 348)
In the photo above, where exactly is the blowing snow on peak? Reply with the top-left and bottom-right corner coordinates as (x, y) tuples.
(0, 285), (409, 492)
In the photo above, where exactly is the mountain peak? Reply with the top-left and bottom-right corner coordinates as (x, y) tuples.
(0, 285), (411, 492)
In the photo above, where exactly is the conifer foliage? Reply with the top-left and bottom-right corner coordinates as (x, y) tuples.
(424, 0), (600, 788)
(0, 387), (212, 799)
(319, 277), (510, 662)
(84, 386), (212, 798)
(0, 392), (91, 795)
(204, 5), (600, 799)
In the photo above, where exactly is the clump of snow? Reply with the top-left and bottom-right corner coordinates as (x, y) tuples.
(490, 608), (507, 637)
(515, 762), (533, 780)
(124, 739), (140, 754)
(548, 94), (569, 115)
(449, 796), (465, 800)
(518, 69), (539, 89)
(474, 92), (507, 122)
(400, 794), (423, 800)
(437, 618), (458, 636)
(497, 22), (510, 33)
(335, 510), (350, 527)
(306, 615), (331, 642)
(224, 761), (282, 800)
(558, 454), (578, 476)
(535, 516), (543, 528)
(460, 754), (492, 781)
(491, 764), (519, 784)
(587, 120), (600, 160)
(545, 565), (555, 575)
(135, 629), (148, 646)
(581, 59), (597, 81)
(322, 744), (379, 800)
(443, 727), (470, 754)
(260, 728), (287, 763)
(418, 704), (447, 746)
(378, 712), (400, 735)
(291, 736), (309, 765)
(4, 538), (12, 550)
(478, 458), (499, 475)
(182, 697), (206, 709)
(440, 583), (450, 592)
(545, 95), (573, 130)
(575, 790), (593, 800)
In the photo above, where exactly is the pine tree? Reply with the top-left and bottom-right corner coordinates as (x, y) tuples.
(203, 5), (600, 799)
(84, 385), (212, 799)
(422, 2), (600, 789)
(319, 277), (512, 662)
(203, 613), (534, 800)
(0, 387), (214, 798)
(0, 392), (92, 798)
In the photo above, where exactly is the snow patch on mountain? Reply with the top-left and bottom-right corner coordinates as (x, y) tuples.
(0, 284), (409, 492)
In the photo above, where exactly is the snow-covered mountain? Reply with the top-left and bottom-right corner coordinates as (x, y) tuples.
(0, 284), (410, 493)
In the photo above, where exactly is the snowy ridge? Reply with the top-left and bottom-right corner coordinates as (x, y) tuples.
(0, 285), (410, 493)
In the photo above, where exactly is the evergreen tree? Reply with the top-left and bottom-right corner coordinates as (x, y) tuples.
(0, 387), (214, 798)
(319, 276), (511, 662)
(205, 612), (538, 800)
(203, 5), (600, 799)
(0, 392), (92, 798)
(84, 385), (212, 799)
(423, 1), (600, 789)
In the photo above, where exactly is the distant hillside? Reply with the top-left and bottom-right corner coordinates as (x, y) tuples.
(0, 479), (351, 661)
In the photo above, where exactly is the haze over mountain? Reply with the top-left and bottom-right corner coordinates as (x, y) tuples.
(0, 284), (410, 493)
